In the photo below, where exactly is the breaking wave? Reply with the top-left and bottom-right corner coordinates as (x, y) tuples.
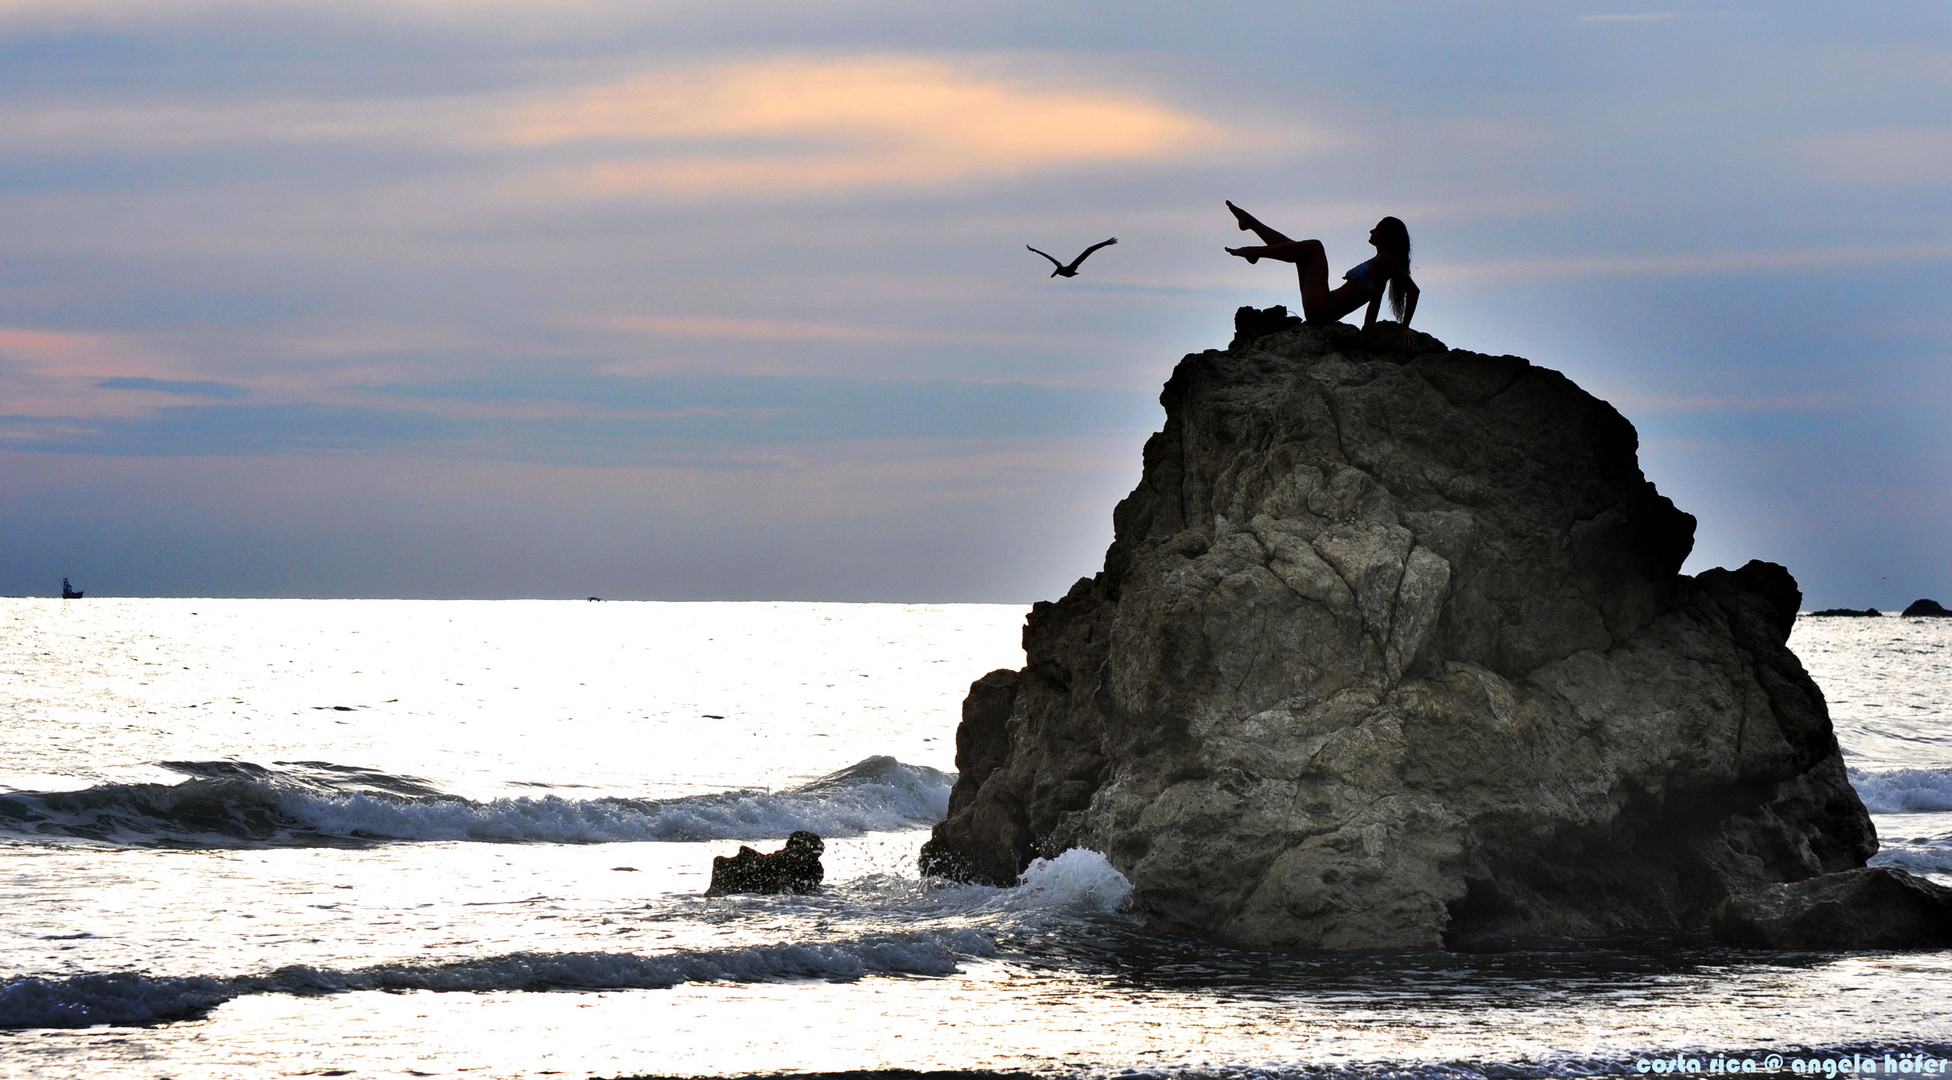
(981, 848), (1135, 915)
(0, 755), (952, 847)
(1850, 767), (1952, 813)
(1870, 839), (1952, 877)
(0, 929), (996, 1029)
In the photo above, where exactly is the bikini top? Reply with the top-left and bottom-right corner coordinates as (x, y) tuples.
(1343, 258), (1382, 300)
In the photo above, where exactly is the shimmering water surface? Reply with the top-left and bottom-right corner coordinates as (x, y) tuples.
(1, 599), (1947, 1079)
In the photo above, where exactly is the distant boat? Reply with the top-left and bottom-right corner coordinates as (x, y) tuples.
(61, 577), (84, 600)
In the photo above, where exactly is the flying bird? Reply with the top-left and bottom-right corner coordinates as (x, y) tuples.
(1026, 237), (1117, 278)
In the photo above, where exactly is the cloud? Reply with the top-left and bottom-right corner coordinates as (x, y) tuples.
(1429, 240), (1952, 287)
(0, 0), (615, 26)
(0, 402), (456, 457)
(0, 328), (177, 416)
(96, 377), (248, 400)
(505, 56), (1230, 195)
(602, 314), (905, 344)
(0, 327), (271, 419)
(1799, 126), (1952, 187)
(0, 51), (1235, 201)
(0, 328), (116, 362)
(1605, 390), (1844, 414)
(2, 374), (1159, 461)
(374, 372), (1159, 443)
(596, 313), (1104, 352)
(0, 100), (472, 151)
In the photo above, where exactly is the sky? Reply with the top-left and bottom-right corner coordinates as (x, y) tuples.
(0, 1), (1947, 605)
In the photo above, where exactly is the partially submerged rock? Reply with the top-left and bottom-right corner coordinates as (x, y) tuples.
(707, 831), (825, 895)
(1808, 608), (1881, 618)
(921, 314), (1876, 949)
(1902, 598), (1951, 618)
(1713, 867), (1952, 949)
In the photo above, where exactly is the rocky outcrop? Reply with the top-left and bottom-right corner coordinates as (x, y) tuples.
(706, 831), (825, 895)
(1902, 599), (1951, 618)
(920, 313), (1877, 949)
(1808, 608), (1881, 618)
(1713, 868), (1952, 949)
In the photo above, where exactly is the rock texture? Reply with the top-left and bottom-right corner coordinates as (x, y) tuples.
(1713, 868), (1952, 949)
(920, 313), (1878, 949)
(706, 831), (826, 895)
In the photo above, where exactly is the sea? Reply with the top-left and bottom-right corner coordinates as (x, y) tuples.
(0, 598), (1948, 1080)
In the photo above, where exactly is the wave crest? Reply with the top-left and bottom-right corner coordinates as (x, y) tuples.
(0, 755), (952, 848)
(0, 929), (995, 1029)
(1850, 767), (1952, 813)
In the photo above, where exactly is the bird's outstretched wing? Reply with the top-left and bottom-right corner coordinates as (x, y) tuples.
(1075, 237), (1118, 266)
(1026, 245), (1064, 268)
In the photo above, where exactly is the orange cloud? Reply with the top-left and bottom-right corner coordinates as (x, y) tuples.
(506, 56), (1229, 195)
(0, 326), (161, 418)
(0, 327), (121, 368)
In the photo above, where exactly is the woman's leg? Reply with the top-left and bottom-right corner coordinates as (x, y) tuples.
(1289, 239), (1331, 320)
(1227, 201), (1292, 245)
(1227, 234), (1333, 320)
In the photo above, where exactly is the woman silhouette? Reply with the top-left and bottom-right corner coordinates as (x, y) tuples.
(1224, 202), (1420, 343)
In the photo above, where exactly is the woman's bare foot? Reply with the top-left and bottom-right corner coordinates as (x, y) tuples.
(1225, 200), (1256, 231)
(1225, 245), (1260, 264)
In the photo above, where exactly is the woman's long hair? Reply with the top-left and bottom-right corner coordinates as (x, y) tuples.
(1374, 216), (1411, 321)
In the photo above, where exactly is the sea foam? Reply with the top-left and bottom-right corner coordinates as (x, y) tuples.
(1009, 849), (1135, 914)
(1850, 767), (1952, 814)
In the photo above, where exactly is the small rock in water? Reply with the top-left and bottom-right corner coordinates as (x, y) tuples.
(705, 831), (825, 895)
(1902, 598), (1951, 617)
(1808, 607), (1881, 617)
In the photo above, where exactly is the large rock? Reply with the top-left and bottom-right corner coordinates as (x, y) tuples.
(1713, 868), (1952, 949)
(919, 314), (1877, 949)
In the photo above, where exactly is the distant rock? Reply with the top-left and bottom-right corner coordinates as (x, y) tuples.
(1808, 608), (1881, 617)
(1902, 598), (1951, 617)
(1713, 867), (1952, 949)
(920, 314), (1875, 949)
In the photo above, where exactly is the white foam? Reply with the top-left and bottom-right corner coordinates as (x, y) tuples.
(1012, 848), (1135, 913)
(1849, 767), (1952, 814)
(1870, 844), (1952, 877)
(914, 848), (1138, 919)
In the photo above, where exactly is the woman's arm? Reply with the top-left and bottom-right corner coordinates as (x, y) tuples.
(1362, 291), (1383, 329)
